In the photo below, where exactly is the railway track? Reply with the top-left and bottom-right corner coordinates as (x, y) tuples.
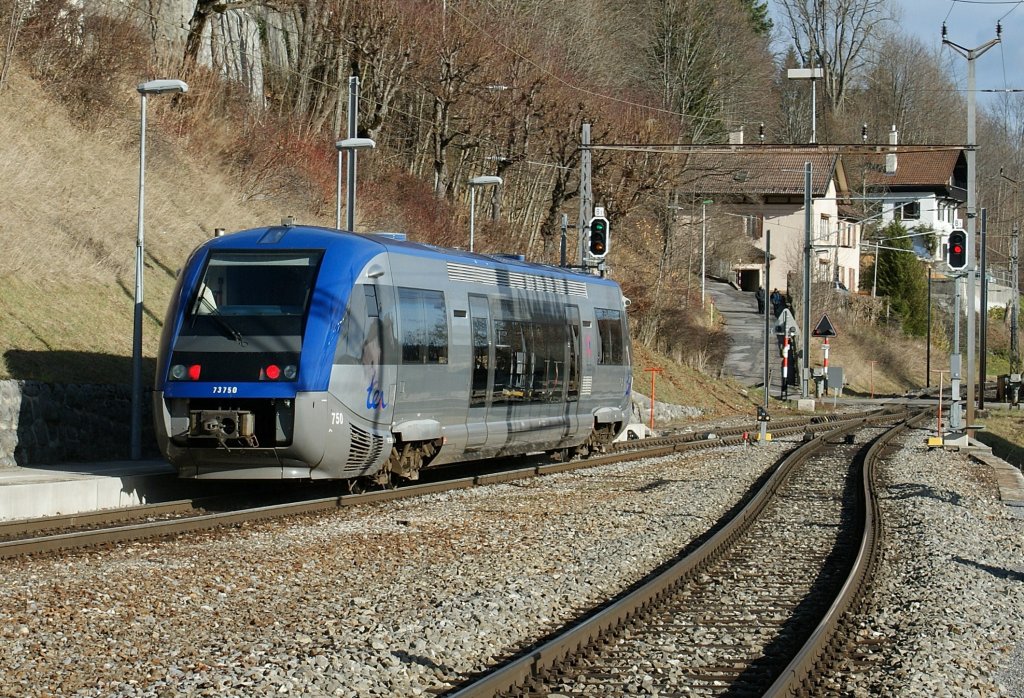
(0, 408), (896, 559)
(445, 409), (928, 697)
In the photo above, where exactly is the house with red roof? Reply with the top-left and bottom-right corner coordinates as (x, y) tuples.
(677, 148), (862, 299)
(853, 147), (968, 263)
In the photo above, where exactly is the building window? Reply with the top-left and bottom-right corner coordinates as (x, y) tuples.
(896, 201), (920, 220)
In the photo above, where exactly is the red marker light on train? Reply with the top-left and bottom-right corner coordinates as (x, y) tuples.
(265, 364), (281, 380)
(187, 364), (202, 381)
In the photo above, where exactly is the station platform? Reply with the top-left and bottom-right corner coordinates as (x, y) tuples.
(0, 459), (176, 521)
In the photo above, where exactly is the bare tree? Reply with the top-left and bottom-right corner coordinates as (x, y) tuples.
(0, 0), (28, 92)
(776, 0), (893, 117)
(854, 30), (961, 144)
(180, 0), (265, 78)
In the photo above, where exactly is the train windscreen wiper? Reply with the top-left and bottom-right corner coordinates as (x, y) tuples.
(191, 287), (247, 347)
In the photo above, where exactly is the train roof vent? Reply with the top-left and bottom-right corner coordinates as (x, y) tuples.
(492, 253), (526, 262)
(370, 232), (407, 241)
(447, 261), (589, 297)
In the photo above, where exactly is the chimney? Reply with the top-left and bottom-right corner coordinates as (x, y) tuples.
(885, 125), (898, 175)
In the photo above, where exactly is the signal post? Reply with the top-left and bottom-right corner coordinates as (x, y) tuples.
(945, 229), (968, 444)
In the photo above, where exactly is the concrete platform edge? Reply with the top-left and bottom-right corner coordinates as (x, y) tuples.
(967, 439), (1024, 511)
(0, 461), (176, 521)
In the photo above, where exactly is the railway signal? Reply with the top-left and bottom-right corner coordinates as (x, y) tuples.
(947, 229), (968, 270)
(588, 215), (610, 259)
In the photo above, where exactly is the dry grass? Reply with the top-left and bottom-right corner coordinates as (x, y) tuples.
(0, 70), (324, 383)
(801, 301), (934, 396)
(976, 411), (1024, 464)
(631, 342), (757, 418)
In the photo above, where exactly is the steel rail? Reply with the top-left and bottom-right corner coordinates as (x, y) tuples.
(0, 409), (895, 559)
(444, 410), (918, 698)
(0, 500), (198, 538)
(764, 409), (930, 696)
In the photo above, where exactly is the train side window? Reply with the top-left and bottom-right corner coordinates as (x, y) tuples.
(492, 320), (512, 404)
(469, 294), (490, 407)
(566, 306), (580, 401)
(364, 285), (379, 318)
(595, 308), (623, 365)
(335, 284), (389, 368)
(398, 287), (449, 365)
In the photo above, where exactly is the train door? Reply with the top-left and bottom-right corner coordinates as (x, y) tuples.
(563, 305), (582, 438)
(465, 294), (492, 450)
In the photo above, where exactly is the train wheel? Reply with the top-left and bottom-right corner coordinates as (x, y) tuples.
(550, 447), (577, 462)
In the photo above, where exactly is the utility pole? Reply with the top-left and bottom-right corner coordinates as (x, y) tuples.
(578, 123), (593, 266)
(763, 230), (772, 408)
(345, 76), (360, 232)
(1012, 224), (1020, 371)
(943, 24), (1000, 435)
(758, 230), (772, 445)
(979, 209), (988, 409)
(999, 170), (1021, 373)
(802, 162), (812, 399)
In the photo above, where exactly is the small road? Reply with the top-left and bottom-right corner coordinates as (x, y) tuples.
(705, 279), (778, 390)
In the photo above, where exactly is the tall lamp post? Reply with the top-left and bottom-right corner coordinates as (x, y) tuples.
(132, 79), (188, 461)
(335, 137), (376, 231)
(700, 198), (713, 308)
(468, 176), (502, 252)
(787, 67), (823, 143)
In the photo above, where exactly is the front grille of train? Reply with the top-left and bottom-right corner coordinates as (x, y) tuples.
(346, 424), (386, 471)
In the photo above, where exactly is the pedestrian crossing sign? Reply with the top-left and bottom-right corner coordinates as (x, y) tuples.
(812, 313), (838, 338)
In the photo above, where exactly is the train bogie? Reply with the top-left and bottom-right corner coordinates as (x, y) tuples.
(154, 224), (632, 481)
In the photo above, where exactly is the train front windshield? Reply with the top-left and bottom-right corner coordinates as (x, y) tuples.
(169, 251), (323, 382)
(190, 251), (322, 321)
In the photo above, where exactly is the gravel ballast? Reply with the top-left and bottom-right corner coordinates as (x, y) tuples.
(0, 431), (1020, 697)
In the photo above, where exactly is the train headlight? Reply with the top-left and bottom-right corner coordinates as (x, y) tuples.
(171, 364), (202, 381)
(261, 364), (297, 381)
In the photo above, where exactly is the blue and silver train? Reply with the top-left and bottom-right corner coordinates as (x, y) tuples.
(154, 224), (632, 482)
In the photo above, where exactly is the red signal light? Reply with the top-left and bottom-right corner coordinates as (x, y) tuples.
(947, 229), (967, 270)
(187, 364), (202, 381)
(265, 364), (281, 380)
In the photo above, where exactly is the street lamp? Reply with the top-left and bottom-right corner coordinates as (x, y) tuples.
(701, 198), (713, 308)
(132, 78), (188, 461)
(787, 67), (823, 144)
(468, 175), (502, 252)
(335, 137), (376, 231)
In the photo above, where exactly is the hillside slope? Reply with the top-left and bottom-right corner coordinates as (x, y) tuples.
(0, 70), (763, 420)
(0, 71), (320, 384)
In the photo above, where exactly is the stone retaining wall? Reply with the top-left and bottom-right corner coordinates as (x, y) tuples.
(0, 380), (156, 467)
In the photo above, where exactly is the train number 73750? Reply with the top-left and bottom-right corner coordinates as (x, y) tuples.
(211, 386), (239, 394)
